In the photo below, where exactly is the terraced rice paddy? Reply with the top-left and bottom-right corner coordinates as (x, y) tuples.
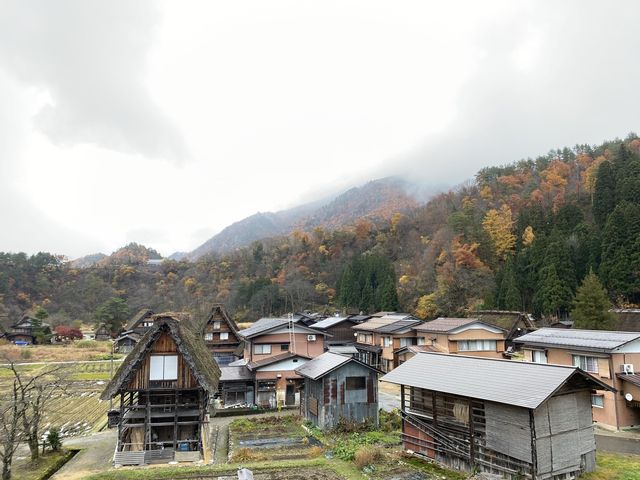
(0, 360), (122, 438)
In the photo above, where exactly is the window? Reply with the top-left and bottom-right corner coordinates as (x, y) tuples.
(212, 321), (221, 330)
(573, 355), (598, 374)
(255, 344), (271, 355)
(346, 376), (366, 390)
(359, 333), (373, 344)
(149, 355), (178, 381)
(381, 336), (391, 347)
(458, 340), (497, 351)
(142, 321), (154, 327)
(399, 338), (412, 348)
(280, 343), (290, 351)
(591, 394), (604, 408)
(417, 337), (426, 346)
(204, 333), (213, 341)
(220, 332), (229, 340)
(532, 350), (547, 364)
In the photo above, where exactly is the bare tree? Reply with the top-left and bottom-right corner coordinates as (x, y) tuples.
(0, 380), (27, 480)
(7, 362), (68, 461)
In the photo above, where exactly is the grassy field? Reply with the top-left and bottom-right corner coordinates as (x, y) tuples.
(0, 340), (122, 363)
(582, 453), (640, 480)
(12, 449), (79, 480)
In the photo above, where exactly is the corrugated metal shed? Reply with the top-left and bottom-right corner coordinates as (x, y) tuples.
(414, 317), (477, 333)
(514, 328), (640, 352)
(381, 352), (611, 409)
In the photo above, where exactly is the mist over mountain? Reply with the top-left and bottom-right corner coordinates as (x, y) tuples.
(186, 176), (434, 259)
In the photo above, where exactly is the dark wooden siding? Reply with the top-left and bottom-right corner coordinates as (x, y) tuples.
(127, 332), (198, 390)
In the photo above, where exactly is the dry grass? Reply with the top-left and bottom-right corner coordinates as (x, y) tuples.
(0, 342), (114, 363)
(353, 445), (385, 469)
(230, 447), (267, 463)
(307, 446), (324, 458)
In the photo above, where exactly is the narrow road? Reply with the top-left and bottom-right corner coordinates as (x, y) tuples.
(51, 430), (117, 480)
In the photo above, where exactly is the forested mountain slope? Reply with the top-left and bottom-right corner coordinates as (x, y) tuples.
(1, 135), (639, 327)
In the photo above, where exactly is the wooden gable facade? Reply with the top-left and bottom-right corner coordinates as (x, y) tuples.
(202, 304), (242, 366)
(101, 313), (220, 466)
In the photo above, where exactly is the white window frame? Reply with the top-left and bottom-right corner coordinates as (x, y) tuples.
(573, 355), (599, 374)
(417, 337), (426, 346)
(591, 394), (604, 408)
(149, 355), (178, 381)
(532, 350), (547, 364)
(220, 332), (229, 341)
(204, 332), (213, 341)
(212, 321), (221, 330)
(458, 340), (497, 352)
(254, 344), (271, 355)
(382, 336), (392, 347)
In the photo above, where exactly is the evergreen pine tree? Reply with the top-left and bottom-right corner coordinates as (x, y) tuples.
(499, 262), (521, 311)
(360, 280), (375, 313)
(593, 161), (616, 228)
(600, 202), (640, 303)
(536, 264), (573, 318)
(380, 276), (399, 311)
(571, 270), (616, 330)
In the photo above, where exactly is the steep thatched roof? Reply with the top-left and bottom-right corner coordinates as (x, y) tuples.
(191, 304), (240, 337)
(474, 310), (536, 339)
(611, 309), (640, 332)
(101, 312), (221, 400)
(124, 308), (155, 331)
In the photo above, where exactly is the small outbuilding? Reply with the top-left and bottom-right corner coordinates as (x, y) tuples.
(295, 352), (381, 430)
(382, 352), (612, 479)
(94, 323), (112, 341)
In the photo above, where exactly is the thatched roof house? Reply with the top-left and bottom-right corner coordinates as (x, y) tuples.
(101, 312), (220, 466)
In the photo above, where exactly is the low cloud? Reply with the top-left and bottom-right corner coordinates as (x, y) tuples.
(0, 0), (189, 163)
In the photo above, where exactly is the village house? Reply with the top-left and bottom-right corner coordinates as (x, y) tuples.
(353, 314), (422, 371)
(101, 313), (220, 466)
(95, 323), (112, 342)
(198, 304), (243, 366)
(217, 365), (254, 407)
(122, 308), (155, 336)
(311, 315), (361, 347)
(474, 310), (537, 347)
(382, 352), (610, 479)
(410, 317), (508, 360)
(3, 314), (52, 344)
(295, 352), (381, 430)
(235, 317), (327, 408)
(610, 308), (640, 332)
(114, 331), (141, 354)
(515, 328), (640, 430)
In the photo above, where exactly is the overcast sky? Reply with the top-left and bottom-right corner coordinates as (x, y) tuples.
(1, 1), (639, 259)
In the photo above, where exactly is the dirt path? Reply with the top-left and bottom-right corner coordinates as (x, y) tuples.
(50, 430), (117, 480)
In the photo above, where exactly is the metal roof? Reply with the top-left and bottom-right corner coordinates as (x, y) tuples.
(381, 352), (612, 409)
(312, 316), (353, 329)
(414, 317), (478, 333)
(353, 317), (397, 332)
(247, 352), (311, 370)
(376, 319), (422, 333)
(294, 352), (351, 380)
(238, 317), (300, 338)
(219, 365), (253, 382)
(616, 373), (640, 388)
(328, 345), (359, 355)
(514, 328), (640, 352)
(295, 351), (379, 380)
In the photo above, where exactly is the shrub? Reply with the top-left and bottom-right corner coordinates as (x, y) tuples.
(47, 428), (62, 452)
(20, 348), (33, 359)
(230, 418), (253, 432)
(354, 445), (385, 469)
(379, 408), (401, 432)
